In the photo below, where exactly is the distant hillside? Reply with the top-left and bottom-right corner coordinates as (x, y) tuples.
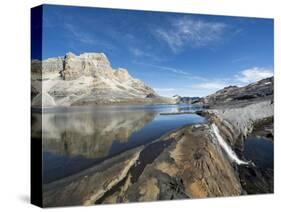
(197, 77), (273, 108)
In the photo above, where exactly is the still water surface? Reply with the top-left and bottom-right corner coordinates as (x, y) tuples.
(32, 104), (205, 184)
(244, 136), (273, 169)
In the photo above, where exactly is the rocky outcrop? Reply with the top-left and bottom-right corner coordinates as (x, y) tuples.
(195, 78), (274, 195)
(43, 147), (144, 207)
(43, 124), (243, 207)
(61, 52), (114, 80)
(108, 124), (242, 203)
(204, 100), (274, 151)
(31, 52), (173, 107)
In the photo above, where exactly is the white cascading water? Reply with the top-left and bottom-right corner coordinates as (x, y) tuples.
(211, 123), (249, 165)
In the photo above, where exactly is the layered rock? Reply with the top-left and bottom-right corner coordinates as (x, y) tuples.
(43, 147), (144, 207)
(61, 52), (114, 80)
(107, 124), (243, 203)
(204, 100), (273, 150)
(31, 52), (173, 107)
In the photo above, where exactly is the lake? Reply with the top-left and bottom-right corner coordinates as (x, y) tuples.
(31, 104), (205, 184)
(244, 136), (273, 169)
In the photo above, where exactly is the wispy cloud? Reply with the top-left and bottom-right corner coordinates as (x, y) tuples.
(235, 67), (273, 84)
(129, 47), (161, 61)
(65, 23), (95, 44)
(64, 23), (114, 50)
(130, 48), (145, 57)
(154, 17), (227, 53)
(136, 62), (207, 81)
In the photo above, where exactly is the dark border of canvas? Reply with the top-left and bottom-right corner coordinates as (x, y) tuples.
(31, 5), (43, 208)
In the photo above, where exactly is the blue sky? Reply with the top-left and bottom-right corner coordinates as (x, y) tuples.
(40, 4), (274, 97)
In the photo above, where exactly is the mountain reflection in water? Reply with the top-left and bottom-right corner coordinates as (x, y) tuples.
(32, 104), (205, 183)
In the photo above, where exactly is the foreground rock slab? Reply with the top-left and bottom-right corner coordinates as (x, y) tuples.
(43, 147), (143, 207)
(101, 125), (242, 203)
(43, 123), (243, 207)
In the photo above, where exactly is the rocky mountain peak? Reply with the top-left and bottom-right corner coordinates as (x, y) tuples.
(65, 52), (76, 59)
(31, 52), (173, 106)
(61, 52), (113, 80)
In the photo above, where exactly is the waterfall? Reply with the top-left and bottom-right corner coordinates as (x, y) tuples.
(211, 123), (250, 165)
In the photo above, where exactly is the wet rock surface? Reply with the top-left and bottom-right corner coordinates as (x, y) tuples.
(239, 164), (273, 194)
(43, 147), (143, 207)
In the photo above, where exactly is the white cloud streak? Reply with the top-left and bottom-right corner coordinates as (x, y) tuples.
(235, 67), (273, 84)
(129, 47), (161, 61)
(65, 23), (95, 44)
(136, 62), (207, 81)
(155, 17), (227, 53)
(64, 23), (114, 50)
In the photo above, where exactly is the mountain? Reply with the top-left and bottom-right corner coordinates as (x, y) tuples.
(31, 52), (173, 107)
(196, 77), (273, 108)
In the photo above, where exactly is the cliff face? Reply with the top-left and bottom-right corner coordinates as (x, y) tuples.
(31, 52), (172, 107)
